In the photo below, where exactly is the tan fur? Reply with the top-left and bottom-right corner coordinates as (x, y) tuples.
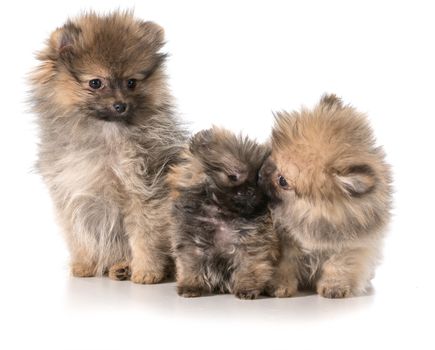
(71, 261), (97, 278)
(30, 11), (186, 282)
(167, 148), (206, 201)
(259, 94), (392, 298)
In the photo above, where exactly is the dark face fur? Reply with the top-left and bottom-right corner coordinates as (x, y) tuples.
(258, 156), (285, 206)
(190, 128), (270, 217)
(33, 11), (169, 125)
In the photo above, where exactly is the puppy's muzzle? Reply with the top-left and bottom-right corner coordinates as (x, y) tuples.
(112, 102), (128, 114)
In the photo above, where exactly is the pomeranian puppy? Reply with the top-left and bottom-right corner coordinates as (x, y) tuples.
(169, 127), (279, 299)
(259, 94), (392, 298)
(30, 11), (186, 283)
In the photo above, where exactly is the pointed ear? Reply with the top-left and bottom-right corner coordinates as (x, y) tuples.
(189, 129), (214, 156)
(335, 165), (376, 196)
(49, 22), (81, 54)
(140, 21), (165, 47)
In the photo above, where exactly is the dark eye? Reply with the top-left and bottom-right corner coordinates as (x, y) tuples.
(278, 175), (288, 188)
(228, 174), (238, 182)
(127, 79), (137, 89)
(89, 79), (102, 89)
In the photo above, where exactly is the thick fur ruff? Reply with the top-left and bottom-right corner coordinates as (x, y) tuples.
(30, 11), (186, 283)
(169, 127), (279, 299)
(259, 94), (392, 298)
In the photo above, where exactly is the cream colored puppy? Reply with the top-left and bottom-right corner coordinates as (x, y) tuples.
(259, 95), (392, 298)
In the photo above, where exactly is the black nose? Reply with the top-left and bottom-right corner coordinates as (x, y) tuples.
(113, 102), (127, 114)
(246, 187), (255, 197)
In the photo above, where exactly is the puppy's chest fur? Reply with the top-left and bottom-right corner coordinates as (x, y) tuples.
(276, 220), (340, 286)
(40, 124), (161, 204)
(174, 187), (268, 290)
(180, 195), (255, 252)
(200, 203), (252, 250)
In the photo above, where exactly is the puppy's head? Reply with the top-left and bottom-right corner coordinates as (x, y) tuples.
(259, 95), (392, 244)
(190, 127), (270, 217)
(31, 11), (169, 125)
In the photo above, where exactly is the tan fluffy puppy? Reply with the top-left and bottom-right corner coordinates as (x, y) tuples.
(30, 11), (186, 283)
(259, 95), (392, 298)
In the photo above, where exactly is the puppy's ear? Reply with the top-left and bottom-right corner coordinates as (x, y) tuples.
(334, 165), (376, 196)
(189, 129), (214, 156)
(320, 93), (343, 109)
(140, 21), (165, 47)
(49, 22), (81, 55)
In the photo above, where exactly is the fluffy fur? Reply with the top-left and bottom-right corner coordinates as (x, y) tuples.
(259, 94), (392, 298)
(169, 127), (279, 299)
(30, 11), (186, 283)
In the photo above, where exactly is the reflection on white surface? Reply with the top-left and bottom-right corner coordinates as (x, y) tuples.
(65, 277), (375, 322)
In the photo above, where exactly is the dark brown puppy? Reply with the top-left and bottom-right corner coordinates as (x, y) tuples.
(30, 11), (186, 283)
(259, 95), (392, 298)
(169, 127), (279, 299)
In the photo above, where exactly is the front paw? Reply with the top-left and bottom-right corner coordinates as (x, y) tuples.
(177, 285), (204, 298)
(108, 261), (131, 281)
(317, 280), (352, 298)
(71, 262), (96, 278)
(265, 281), (298, 298)
(235, 289), (260, 300)
(130, 269), (165, 284)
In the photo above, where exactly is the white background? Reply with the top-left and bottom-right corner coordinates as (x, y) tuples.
(1, 1), (434, 349)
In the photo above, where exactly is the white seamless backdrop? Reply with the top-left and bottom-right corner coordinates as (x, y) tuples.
(0, 1), (434, 349)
